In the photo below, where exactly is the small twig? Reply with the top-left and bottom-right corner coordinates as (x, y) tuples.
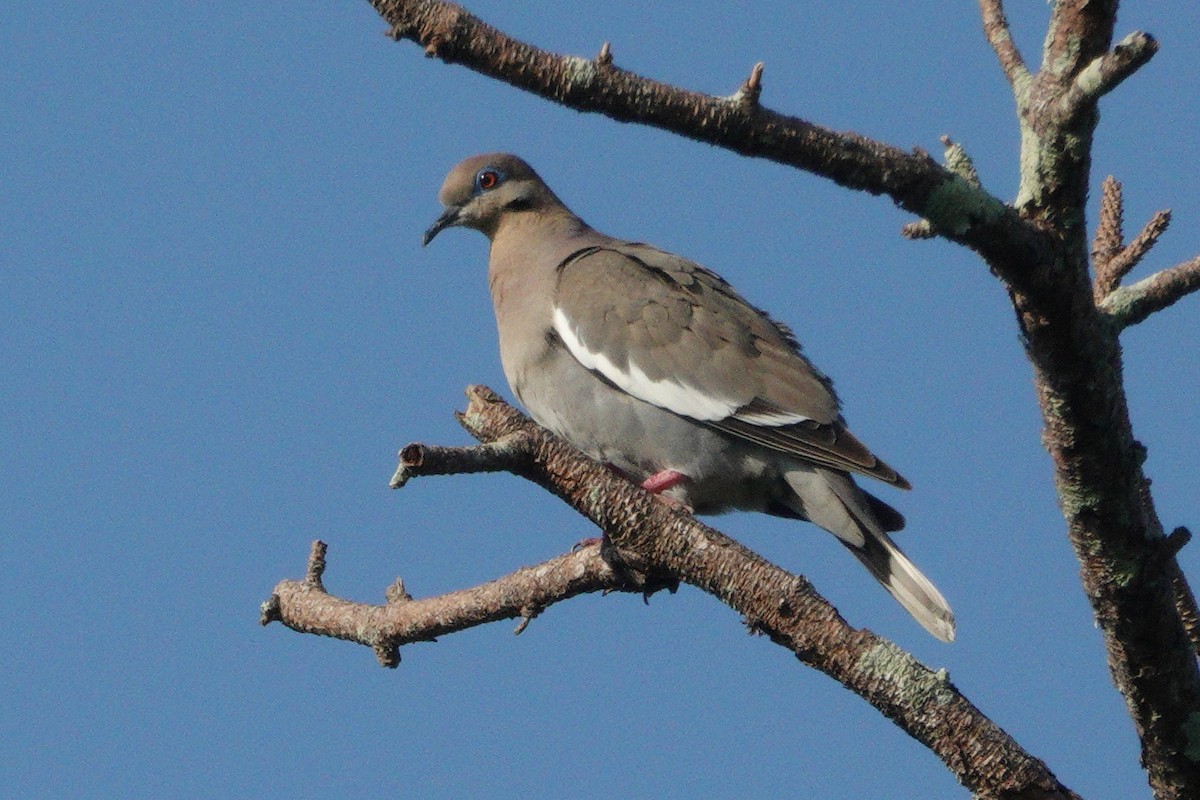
(1108, 210), (1172, 283)
(731, 61), (764, 106)
(265, 540), (634, 666)
(385, 577), (414, 604)
(595, 41), (612, 68)
(1100, 254), (1200, 329)
(1091, 176), (1125, 298)
(306, 540), (328, 588)
(514, 604), (542, 635)
(940, 135), (981, 188)
(1163, 527), (1192, 560)
(390, 434), (534, 488)
(1092, 177), (1172, 307)
(978, 0), (1029, 89)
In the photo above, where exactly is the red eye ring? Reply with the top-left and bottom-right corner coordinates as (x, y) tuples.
(477, 170), (499, 190)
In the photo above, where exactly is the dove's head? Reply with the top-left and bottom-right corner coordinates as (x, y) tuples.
(423, 153), (563, 245)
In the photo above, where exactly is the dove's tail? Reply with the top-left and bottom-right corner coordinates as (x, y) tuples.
(781, 467), (956, 642)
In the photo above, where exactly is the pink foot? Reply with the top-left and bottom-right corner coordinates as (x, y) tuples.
(640, 469), (688, 494)
(640, 469), (693, 512)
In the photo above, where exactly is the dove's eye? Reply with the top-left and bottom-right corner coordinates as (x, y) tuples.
(475, 169), (503, 192)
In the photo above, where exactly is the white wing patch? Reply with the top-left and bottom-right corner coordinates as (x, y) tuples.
(553, 306), (809, 425)
(732, 407), (811, 426)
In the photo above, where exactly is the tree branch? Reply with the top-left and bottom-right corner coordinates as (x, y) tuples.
(266, 386), (1080, 799)
(1040, 0), (1119, 81)
(263, 539), (642, 667)
(1100, 255), (1200, 329)
(388, 434), (535, 488)
(1092, 176), (1175, 310)
(1092, 176), (1126, 297)
(979, 0), (1030, 88)
(371, 0), (1049, 285)
(1057, 31), (1158, 121)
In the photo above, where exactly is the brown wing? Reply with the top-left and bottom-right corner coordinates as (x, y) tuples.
(553, 241), (908, 487)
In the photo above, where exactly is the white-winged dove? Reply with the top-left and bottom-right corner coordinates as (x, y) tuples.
(424, 153), (955, 642)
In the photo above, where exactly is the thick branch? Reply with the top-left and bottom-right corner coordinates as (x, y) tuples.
(371, 0), (1048, 281)
(1040, 0), (1118, 81)
(1004, 5), (1200, 796)
(269, 386), (1081, 799)
(1100, 255), (1200, 329)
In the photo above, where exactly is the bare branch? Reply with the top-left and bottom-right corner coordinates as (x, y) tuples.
(1107, 209), (1173, 284)
(267, 387), (1081, 798)
(305, 539), (327, 587)
(1040, 0), (1120, 81)
(979, 0), (1030, 88)
(369, 0), (1045, 276)
(1100, 254), (1200, 328)
(1092, 176), (1125, 298)
(265, 540), (636, 666)
(389, 434), (534, 488)
(1058, 31), (1159, 121)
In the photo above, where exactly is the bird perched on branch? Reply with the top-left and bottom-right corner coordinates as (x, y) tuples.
(423, 153), (955, 642)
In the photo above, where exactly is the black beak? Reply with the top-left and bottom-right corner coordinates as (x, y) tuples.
(422, 206), (462, 246)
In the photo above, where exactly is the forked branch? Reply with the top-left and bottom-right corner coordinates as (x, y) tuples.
(1090, 176), (1200, 328)
(265, 386), (1080, 800)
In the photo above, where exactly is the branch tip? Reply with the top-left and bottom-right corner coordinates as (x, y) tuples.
(1166, 527), (1192, 557)
(375, 642), (401, 668)
(1061, 31), (1159, 120)
(259, 594), (282, 626)
(1102, 253), (1200, 329)
(901, 219), (937, 240)
(400, 442), (425, 467)
(514, 604), (542, 634)
(1093, 177), (1124, 257)
(733, 61), (764, 105)
(386, 577), (414, 604)
(940, 135), (981, 188)
(306, 540), (328, 588)
(595, 41), (612, 67)
(979, 0), (1029, 87)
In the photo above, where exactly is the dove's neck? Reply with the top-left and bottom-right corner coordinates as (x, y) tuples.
(486, 207), (600, 389)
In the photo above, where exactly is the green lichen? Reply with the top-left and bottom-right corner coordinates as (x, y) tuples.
(922, 175), (1006, 237)
(855, 640), (952, 707)
(560, 55), (597, 89)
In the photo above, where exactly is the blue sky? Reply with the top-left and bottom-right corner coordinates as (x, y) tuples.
(3, 2), (1198, 797)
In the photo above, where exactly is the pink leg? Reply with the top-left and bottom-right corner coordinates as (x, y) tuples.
(640, 469), (689, 494)
(640, 469), (693, 513)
